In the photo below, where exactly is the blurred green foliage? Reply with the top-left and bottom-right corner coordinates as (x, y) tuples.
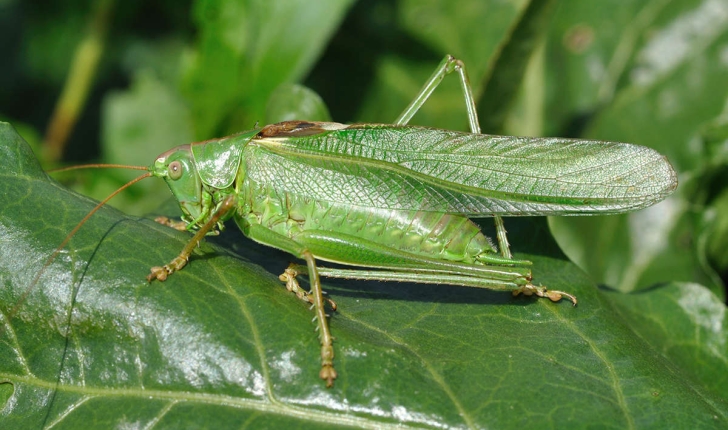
(1, 0), (728, 427)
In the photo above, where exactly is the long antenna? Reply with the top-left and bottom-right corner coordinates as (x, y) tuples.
(7, 171), (153, 322)
(48, 163), (148, 174)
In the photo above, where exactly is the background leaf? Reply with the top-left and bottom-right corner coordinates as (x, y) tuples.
(2, 122), (727, 428)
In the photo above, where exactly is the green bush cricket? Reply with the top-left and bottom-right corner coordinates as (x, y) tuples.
(24, 55), (677, 388)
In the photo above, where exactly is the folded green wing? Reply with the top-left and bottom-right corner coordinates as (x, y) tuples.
(246, 123), (677, 216)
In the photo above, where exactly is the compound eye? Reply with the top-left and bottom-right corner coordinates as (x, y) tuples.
(168, 160), (183, 180)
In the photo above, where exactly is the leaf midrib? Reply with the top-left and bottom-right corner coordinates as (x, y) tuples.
(0, 372), (415, 429)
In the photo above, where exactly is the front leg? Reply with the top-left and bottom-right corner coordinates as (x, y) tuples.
(148, 195), (237, 282)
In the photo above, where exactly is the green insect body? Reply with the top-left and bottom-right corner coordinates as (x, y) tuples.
(147, 117), (676, 386)
(154, 123), (539, 278)
(33, 55), (677, 388)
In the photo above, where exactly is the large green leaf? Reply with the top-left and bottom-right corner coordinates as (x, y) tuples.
(603, 282), (728, 402)
(2, 123), (727, 428)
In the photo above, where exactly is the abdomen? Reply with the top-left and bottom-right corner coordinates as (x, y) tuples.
(243, 182), (498, 264)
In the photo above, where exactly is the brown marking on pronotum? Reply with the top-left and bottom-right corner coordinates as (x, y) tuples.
(257, 120), (345, 138)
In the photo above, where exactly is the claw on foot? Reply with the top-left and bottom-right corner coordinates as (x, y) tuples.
(279, 266), (338, 311)
(513, 284), (578, 306)
(320, 365), (338, 388)
(320, 345), (337, 387)
(279, 267), (309, 301)
(147, 256), (188, 283)
(147, 266), (170, 282)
